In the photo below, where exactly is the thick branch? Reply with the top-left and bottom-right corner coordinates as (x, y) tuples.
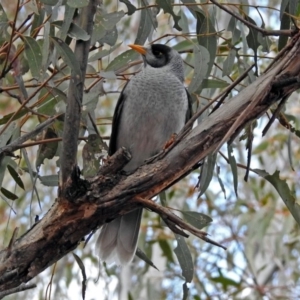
(60, 1), (97, 187)
(1, 31), (300, 294)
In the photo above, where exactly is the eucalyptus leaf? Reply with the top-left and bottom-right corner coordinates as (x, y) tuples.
(222, 48), (236, 77)
(51, 37), (82, 78)
(181, 211), (212, 230)
(67, 0), (89, 8)
(195, 10), (216, 74)
(254, 169), (300, 226)
(134, 4), (155, 45)
(88, 43), (122, 62)
(174, 234), (193, 282)
(156, 0), (181, 30)
(188, 44), (209, 94)
(39, 175), (59, 186)
(199, 152), (217, 197)
(1, 187), (18, 200)
(7, 165), (25, 190)
(23, 36), (42, 79)
(227, 144), (238, 197)
(105, 49), (139, 72)
(120, 0), (136, 15)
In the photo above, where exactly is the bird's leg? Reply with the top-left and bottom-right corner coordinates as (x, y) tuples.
(144, 133), (178, 164)
(163, 133), (177, 150)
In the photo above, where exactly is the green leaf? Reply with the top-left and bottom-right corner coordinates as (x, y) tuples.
(40, 0), (59, 5)
(36, 128), (58, 168)
(39, 175), (59, 186)
(244, 15), (260, 76)
(181, 211), (212, 230)
(174, 234), (193, 282)
(52, 21), (90, 41)
(227, 16), (241, 45)
(254, 169), (300, 226)
(156, 0), (181, 31)
(199, 152), (217, 197)
(23, 36), (42, 79)
(210, 275), (240, 290)
(92, 10), (124, 45)
(0, 110), (28, 125)
(158, 240), (174, 263)
(105, 49), (139, 72)
(72, 253), (87, 300)
(1, 187), (18, 200)
(134, 5), (157, 45)
(37, 87), (67, 115)
(188, 44), (209, 94)
(195, 10), (216, 74)
(227, 144), (238, 197)
(0, 122), (16, 147)
(201, 79), (229, 89)
(278, 1), (290, 51)
(51, 37), (82, 78)
(222, 48), (236, 77)
(88, 43), (122, 62)
(120, 0), (136, 15)
(136, 248), (158, 270)
(7, 165), (25, 190)
(67, 0), (89, 8)
(172, 39), (196, 52)
(82, 134), (104, 178)
(159, 191), (167, 206)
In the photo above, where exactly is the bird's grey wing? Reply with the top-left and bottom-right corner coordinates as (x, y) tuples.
(185, 88), (193, 123)
(108, 82), (129, 155)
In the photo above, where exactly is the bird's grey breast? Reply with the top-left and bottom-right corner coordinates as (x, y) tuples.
(117, 68), (188, 172)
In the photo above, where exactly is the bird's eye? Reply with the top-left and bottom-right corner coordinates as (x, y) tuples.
(153, 50), (163, 57)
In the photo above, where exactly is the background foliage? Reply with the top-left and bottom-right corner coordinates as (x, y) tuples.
(1, 0), (300, 299)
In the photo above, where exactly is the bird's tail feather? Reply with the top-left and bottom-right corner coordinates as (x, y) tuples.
(97, 208), (143, 265)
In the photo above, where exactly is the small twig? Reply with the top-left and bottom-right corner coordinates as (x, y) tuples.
(0, 283), (36, 299)
(97, 147), (131, 176)
(136, 197), (226, 250)
(210, 0), (293, 37)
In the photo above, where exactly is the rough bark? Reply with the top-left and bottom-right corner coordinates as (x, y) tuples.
(1, 32), (300, 292)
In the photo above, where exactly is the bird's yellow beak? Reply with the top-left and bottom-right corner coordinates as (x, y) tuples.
(129, 44), (147, 55)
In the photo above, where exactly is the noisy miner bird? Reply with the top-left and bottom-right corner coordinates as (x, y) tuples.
(97, 43), (192, 265)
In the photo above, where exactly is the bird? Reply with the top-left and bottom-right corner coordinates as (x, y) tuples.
(97, 43), (192, 265)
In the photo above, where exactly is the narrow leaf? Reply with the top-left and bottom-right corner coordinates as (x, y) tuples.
(120, 0), (136, 15)
(195, 10), (216, 74)
(51, 37), (82, 78)
(52, 20), (90, 41)
(105, 49), (139, 72)
(156, 0), (181, 31)
(174, 234), (193, 282)
(67, 0), (89, 8)
(181, 211), (212, 230)
(136, 248), (159, 270)
(188, 44), (209, 94)
(227, 144), (238, 197)
(88, 43), (122, 62)
(199, 152), (217, 197)
(39, 175), (59, 186)
(7, 165), (25, 190)
(72, 253), (87, 300)
(23, 36), (42, 79)
(254, 169), (300, 226)
(1, 187), (18, 200)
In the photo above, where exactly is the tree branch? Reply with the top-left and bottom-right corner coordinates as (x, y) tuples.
(60, 0), (97, 187)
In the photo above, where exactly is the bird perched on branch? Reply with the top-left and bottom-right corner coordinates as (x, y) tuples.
(97, 43), (192, 265)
